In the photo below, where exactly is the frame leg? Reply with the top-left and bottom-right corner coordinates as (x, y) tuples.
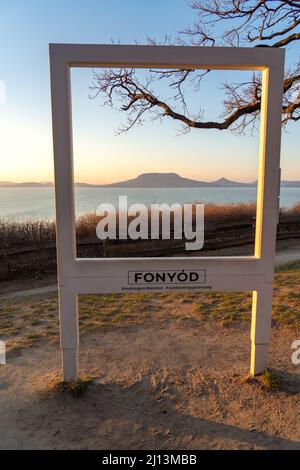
(62, 348), (78, 382)
(250, 284), (273, 376)
(58, 286), (79, 382)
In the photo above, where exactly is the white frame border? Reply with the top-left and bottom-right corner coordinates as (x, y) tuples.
(49, 44), (285, 381)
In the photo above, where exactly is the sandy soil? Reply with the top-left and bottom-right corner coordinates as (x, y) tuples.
(0, 318), (299, 450)
(0, 241), (299, 449)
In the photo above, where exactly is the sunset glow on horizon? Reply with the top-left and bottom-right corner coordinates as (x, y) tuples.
(0, 1), (299, 184)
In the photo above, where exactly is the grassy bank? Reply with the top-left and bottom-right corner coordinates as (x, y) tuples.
(2, 202), (300, 243)
(1, 202), (257, 244)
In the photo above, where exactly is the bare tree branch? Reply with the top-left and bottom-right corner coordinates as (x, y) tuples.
(90, 1), (300, 134)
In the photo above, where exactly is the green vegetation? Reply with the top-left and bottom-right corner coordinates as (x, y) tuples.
(47, 376), (94, 397)
(0, 202), (255, 247)
(260, 370), (281, 392)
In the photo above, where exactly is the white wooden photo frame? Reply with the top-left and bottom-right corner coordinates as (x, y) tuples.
(49, 44), (285, 381)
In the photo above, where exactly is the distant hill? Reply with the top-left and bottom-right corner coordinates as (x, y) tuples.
(280, 181), (300, 188)
(100, 173), (256, 188)
(1, 173), (300, 188)
(0, 181), (54, 187)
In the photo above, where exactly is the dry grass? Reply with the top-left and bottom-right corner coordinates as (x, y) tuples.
(281, 202), (300, 218)
(204, 202), (256, 223)
(0, 219), (56, 246)
(0, 202), (262, 247)
(0, 203), (248, 247)
(46, 375), (94, 397)
(2, 201), (300, 248)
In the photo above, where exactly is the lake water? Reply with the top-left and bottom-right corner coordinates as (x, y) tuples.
(1, 186), (300, 221)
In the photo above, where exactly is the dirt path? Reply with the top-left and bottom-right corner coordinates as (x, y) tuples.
(1, 284), (57, 299)
(275, 247), (300, 266)
(0, 319), (299, 449)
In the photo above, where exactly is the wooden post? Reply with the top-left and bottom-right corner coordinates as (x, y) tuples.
(59, 286), (79, 381)
(250, 284), (273, 375)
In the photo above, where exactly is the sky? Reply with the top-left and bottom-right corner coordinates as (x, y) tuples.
(0, 0), (299, 184)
